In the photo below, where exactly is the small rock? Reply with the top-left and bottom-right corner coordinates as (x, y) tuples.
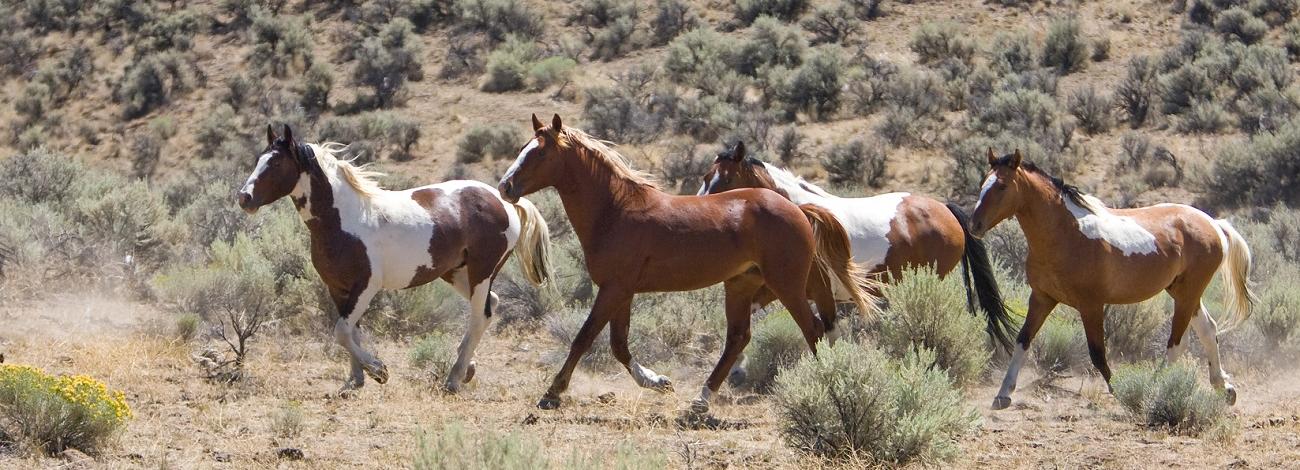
(277, 448), (304, 461)
(597, 392), (616, 404)
(522, 413), (539, 425)
(59, 448), (92, 467)
(735, 395), (764, 406)
(212, 451), (231, 463)
(125, 453), (144, 461)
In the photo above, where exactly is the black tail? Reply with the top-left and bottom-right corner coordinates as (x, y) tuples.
(946, 203), (1014, 352)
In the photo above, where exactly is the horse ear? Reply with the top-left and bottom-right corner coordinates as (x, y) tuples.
(1010, 149), (1023, 169)
(732, 141), (746, 161)
(283, 124), (296, 146)
(552, 113), (563, 131)
(986, 147), (996, 166)
(266, 124), (277, 146)
(531, 114), (544, 132)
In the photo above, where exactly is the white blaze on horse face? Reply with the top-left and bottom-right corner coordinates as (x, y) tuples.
(502, 138), (539, 186)
(698, 171), (722, 196)
(1063, 196), (1158, 256)
(241, 151), (275, 195)
(974, 173), (997, 213)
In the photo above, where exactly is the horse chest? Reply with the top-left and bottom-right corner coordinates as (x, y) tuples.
(307, 225), (371, 291)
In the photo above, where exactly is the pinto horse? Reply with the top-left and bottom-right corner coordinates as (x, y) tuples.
(699, 141), (1015, 349)
(237, 125), (552, 395)
(970, 149), (1254, 409)
(498, 114), (879, 413)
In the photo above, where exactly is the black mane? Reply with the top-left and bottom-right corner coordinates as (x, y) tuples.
(991, 154), (1096, 213)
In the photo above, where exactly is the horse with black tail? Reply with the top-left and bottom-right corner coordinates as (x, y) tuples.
(698, 142), (1015, 350)
(237, 125), (552, 396)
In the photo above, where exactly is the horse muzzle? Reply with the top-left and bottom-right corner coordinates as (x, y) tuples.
(968, 221), (987, 239)
(498, 180), (520, 203)
(236, 191), (259, 214)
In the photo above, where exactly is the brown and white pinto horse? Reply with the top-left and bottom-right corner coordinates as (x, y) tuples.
(699, 142), (1015, 349)
(498, 114), (879, 413)
(970, 149), (1254, 409)
(237, 125), (552, 395)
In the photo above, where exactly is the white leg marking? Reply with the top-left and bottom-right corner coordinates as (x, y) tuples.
(993, 343), (1028, 408)
(447, 276), (490, 392)
(629, 362), (670, 389)
(1189, 304), (1230, 389)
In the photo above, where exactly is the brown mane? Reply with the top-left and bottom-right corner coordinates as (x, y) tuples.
(992, 154), (1102, 214)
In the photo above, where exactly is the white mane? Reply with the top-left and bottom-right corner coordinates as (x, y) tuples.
(764, 164), (835, 201)
(307, 143), (425, 226)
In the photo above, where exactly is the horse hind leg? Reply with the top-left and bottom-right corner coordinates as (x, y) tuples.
(1078, 303), (1112, 388)
(1189, 302), (1236, 404)
(445, 268), (492, 393)
(729, 287), (776, 387)
(333, 285), (385, 395)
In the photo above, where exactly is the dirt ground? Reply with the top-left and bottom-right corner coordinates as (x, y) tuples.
(2, 293), (1299, 469)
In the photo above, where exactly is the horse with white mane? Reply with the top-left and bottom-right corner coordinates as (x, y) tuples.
(237, 125), (551, 395)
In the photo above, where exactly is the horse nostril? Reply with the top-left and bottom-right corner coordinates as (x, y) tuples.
(237, 192), (252, 207)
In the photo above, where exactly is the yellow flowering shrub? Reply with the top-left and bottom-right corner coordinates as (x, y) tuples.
(0, 364), (131, 455)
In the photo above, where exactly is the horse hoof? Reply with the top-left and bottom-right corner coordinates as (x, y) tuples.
(727, 368), (748, 388)
(653, 377), (674, 393)
(365, 363), (389, 384)
(991, 396), (1012, 410)
(1225, 385), (1237, 406)
(336, 386), (360, 399)
(443, 380), (462, 394)
(689, 399), (710, 415)
(537, 397), (562, 410)
(463, 363), (476, 384)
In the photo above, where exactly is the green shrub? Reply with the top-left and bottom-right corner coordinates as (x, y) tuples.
(1067, 86), (1113, 135)
(0, 147), (85, 206)
(734, 0), (810, 25)
(987, 32), (1038, 75)
(1251, 0), (1298, 26)
(1041, 17), (1089, 74)
(773, 342), (978, 463)
(0, 364), (132, 455)
(248, 10), (314, 77)
(1103, 298), (1167, 361)
(845, 0), (884, 19)
(664, 28), (736, 86)
(1177, 100), (1232, 134)
(1160, 64), (1216, 116)
(370, 281), (463, 337)
(1205, 115), (1300, 207)
(454, 0), (544, 42)
(1230, 44), (1292, 96)
(910, 21), (975, 66)
(1215, 7), (1268, 44)
(456, 124), (520, 163)
(1115, 56), (1159, 127)
(480, 36), (536, 92)
(1285, 20), (1300, 59)
(0, 30), (39, 78)
(968, 89), (1071, 165)
(736, 16), (806, 75)
(879, 267), (992, 386)
(409, 332), (457, 380)
(783, 46), (844, 120)
(527, 57), (576, 91)
(353, 18), (424, 107)
(414, 422), (542, 469)
(650, 0), (698, 45)
(1032, 316), (1085, 375)
(1111, 362), (1230, 435)
(1092, 35), (1111, 62)
(803, 3), (858, 45)
(175, 313), (201, 342)
(773, 125), (805, 164)
(574, 0), (640, 60)
(1236, 84), (1300, 134)
(135, 8), (202, 55)
(270, 400), (304, 438)
(821, 138), (885, 188)
(113, 52), (189, 119)
(300, 62), (335, 115)
(1253, 281), (1300, 349)
(742, 311), (806, 392)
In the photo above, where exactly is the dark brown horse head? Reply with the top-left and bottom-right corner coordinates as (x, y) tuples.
(499, 114), (568, 203)
(237, 124), (310, 214)
(696, 141), (776, 196)
(969, 148), (1025, 237)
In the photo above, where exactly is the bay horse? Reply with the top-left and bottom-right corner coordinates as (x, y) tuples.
(970, 149), (1254, 409)
(698, 141), (1015, 350)
(237, 125), (552, 395)
(497, 114), (879, 413)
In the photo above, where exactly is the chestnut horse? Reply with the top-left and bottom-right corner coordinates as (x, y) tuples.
(971, 149), (1254, 409)
(498, 114), (878, 413)
(237, 125), (552, 395)
(699, 141), (1014, 349)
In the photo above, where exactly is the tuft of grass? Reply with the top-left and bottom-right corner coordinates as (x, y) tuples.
(174, 313), (200, 342)
(1103, 298), (1167, 361)
(879, 267), (993, 387)
(413, 421), (542, 469)
(1111, 362), (1231, 436)
(742, 311), (807, 392)
(1032, 315), (1086, 375)
(773, 341), (979, 464)
(456, 124), (521, 164)
(409, 331), (458, 380)
(270, 400), (305, 439)
(0, 364), (132, 455)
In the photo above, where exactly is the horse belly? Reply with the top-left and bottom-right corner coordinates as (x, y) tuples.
(373, 225), (445, 290)
(835, 202), (899, 269)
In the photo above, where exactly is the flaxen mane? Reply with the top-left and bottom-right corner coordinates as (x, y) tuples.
(307, 142), (387, 199)
(559, 128), (660, 198)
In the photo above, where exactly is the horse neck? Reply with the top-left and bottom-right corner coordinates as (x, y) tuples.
(765, 166), (833, 205)
(296, 164), (362, 232)
(1013, 175), (1088, 260)
(552, 147), (655, 249)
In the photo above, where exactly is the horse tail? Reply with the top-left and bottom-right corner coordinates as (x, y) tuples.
(510, 197), (552, 285)
(1214, 219), (1255, 334)
(946, 203), (1015, 351)
(800, 204), (882, 320)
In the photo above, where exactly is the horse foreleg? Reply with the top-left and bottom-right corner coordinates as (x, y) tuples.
(538, 286), (630, 410)
(729, 287), (776, 387)
(1078, 304), (1112, 388)
(446, 275), (492, 393)
(993, 290), (1058, 410)
(610, 297), (671, 393)
(333, 285), (384, 396)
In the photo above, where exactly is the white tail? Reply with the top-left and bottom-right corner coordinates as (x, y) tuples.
(511, 197), (552, 285)
(1215, 219), (1256, 334)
